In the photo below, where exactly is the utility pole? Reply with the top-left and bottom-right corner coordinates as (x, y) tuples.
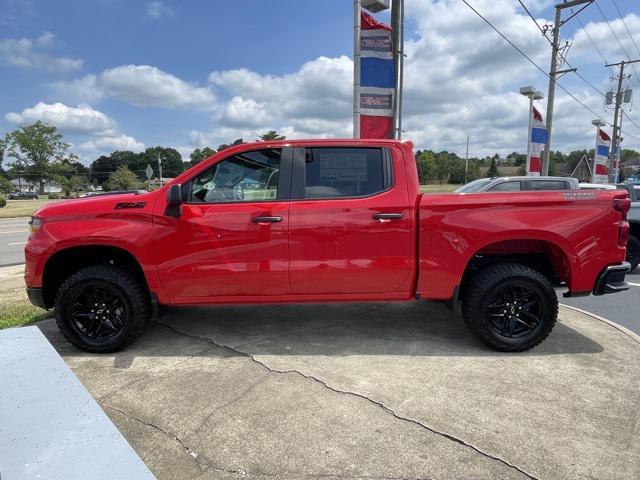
(542, 0), (592, 176)
(606, 59), (639, 182)
(464, 136), (469, 183)
(391, 0), (404, 139)
(158, 153), (163, 187)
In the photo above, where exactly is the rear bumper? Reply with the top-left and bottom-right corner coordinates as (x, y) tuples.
(593, 262), (630, 296)
(26, 287), (47, 309)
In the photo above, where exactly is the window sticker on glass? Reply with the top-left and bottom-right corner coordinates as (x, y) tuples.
(318, 153), (368, 182)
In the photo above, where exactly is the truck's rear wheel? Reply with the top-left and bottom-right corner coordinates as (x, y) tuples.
(626, 235), (640, 272)
(462, 263), (558, 352)
(55, 265), (150, 352)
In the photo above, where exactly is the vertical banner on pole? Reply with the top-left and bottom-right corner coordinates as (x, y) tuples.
(527, 106), (547, 176)
(359, 11), (394, 139)
(593, 128), (611, 184)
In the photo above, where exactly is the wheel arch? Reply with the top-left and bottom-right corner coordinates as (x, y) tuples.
(458, 237), (572, 303)
(42, 245), (149, 309)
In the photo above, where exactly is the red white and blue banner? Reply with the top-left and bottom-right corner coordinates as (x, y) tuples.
(359, 11), (394, 139)
(592, 128), (611, 184)
(527, 106), (547, 176)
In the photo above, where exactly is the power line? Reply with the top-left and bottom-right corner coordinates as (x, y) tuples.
(611, 0), (640, 57)
(574, 15), (609, 66)
(461, 0), (610, 123)
(517, 0), (548, 40)
(594, 0), (640, 82)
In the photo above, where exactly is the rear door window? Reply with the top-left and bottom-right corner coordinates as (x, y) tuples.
(303, 147), (389, 199)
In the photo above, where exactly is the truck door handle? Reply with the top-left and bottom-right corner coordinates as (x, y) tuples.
(252, 215), (283, 224)
(372, 213), (403, 221)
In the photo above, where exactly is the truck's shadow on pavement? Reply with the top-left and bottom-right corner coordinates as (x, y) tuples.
(39, 300), (603, 361)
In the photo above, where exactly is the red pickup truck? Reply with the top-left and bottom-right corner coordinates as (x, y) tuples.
(25, 139), (630, 353)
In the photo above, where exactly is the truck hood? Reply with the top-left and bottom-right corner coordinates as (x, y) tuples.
(32, 190), (162, 219)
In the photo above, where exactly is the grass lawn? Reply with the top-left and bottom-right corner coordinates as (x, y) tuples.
(420, 184), (461, 193)
(0, 287), (50, 329)
(0, 198), (67, 218)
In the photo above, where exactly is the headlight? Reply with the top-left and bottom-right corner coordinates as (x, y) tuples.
(28, 217), (42, 236)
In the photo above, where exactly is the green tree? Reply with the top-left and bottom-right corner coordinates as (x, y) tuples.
(103, 166), (141, 191)
(1, 121), (76, 193)
(90, 155), (123, 185)
(140, 147), (184, 178)
(487, 157), (499, 177)
(189, 147), (216, 167)
(259, 130), (285, 141)
(0, 176), (12, 194)
(434, 152), (450, 184)
(415, 150), (435, 183)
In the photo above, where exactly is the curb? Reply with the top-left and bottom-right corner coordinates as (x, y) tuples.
(559, 303), (640, 344)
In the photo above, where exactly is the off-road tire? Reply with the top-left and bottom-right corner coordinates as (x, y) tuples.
(55, 265), (150, 352)
(626, 235), (640, 272)
(462, 263), (558, 352)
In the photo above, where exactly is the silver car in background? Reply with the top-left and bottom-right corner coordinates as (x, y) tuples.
(456, 176), (579, 193)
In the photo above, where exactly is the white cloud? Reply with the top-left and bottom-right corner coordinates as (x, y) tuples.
(5, 102), (115, 134)
(5, 102), (144, 160)
(146, 1), (174, 19)
(0, 32), (82, 73)
(79, 134), (145, 153)
(52, 65), (216, 110)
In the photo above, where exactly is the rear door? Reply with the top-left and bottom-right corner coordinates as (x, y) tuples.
(154, 147), (292, 301)
(288, 145), (414, 295)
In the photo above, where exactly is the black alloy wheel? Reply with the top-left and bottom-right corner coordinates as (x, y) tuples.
(486, 285), (543, 338)
(69, 283), (128, 341)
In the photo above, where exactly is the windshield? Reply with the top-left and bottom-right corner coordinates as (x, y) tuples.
(456, 178), (493, 193)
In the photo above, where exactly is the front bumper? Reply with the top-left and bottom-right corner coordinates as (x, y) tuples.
(593, 262), (630, 296)
(26, 287), (47, 309)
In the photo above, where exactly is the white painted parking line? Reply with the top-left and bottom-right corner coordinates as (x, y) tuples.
(627, 282), (640, 287)
(8, 241), (27, 246)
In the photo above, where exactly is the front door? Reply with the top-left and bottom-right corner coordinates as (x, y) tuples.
(288, 145), (415, 296)
(154, 147), (291, 302)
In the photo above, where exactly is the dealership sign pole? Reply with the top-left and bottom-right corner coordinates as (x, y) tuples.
(354, 1), (394, 139)
(592, 127), (611, 184)
(527, 106), (547, 176)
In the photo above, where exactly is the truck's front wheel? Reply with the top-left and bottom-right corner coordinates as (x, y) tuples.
(55, 265), (151, 352)
(462, 263), (558, 352)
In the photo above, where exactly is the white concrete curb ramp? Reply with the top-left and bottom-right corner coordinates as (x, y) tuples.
(0, 327), (155, 480)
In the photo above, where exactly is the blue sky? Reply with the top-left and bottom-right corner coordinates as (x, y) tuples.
(1, 0), (639, 164)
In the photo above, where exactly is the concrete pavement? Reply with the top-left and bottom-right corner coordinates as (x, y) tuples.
(0, 217), (29, 266)
(37, 301), (640, 480)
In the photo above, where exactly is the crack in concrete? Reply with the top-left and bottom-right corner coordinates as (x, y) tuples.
(159, 322), (540, 480)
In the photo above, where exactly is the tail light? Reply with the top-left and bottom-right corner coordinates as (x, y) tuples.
(614, 198), (631, 219)
(614, 197), (631, 247)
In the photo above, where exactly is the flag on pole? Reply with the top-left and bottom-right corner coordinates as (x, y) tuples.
(593, 128), (610, 184)
(359, 11), (394, 139)
(527, 106), (547, 176)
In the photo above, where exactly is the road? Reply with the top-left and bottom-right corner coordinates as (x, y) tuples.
(0, 217), (29, 267)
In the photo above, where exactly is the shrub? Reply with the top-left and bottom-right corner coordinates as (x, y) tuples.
(48, 193), (59, 200)
(0, 196), (6, 208)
